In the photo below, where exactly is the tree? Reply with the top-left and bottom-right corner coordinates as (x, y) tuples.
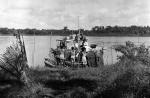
(0, 31), (29, 85)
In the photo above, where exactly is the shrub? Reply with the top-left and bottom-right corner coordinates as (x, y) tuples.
(114, 41), (150, 66)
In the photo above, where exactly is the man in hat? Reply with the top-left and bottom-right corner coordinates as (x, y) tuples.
(95, 47), (104, 67)
(86, 44), (97, 67)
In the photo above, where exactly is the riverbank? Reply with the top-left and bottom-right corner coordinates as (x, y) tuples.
(1, 59), (150, 98)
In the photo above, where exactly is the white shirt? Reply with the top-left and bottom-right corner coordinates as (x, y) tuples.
(82, 52), (87, 65)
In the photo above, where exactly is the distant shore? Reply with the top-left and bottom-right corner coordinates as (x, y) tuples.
(1, 34), (150, 37)
(0, 25), (150, 37)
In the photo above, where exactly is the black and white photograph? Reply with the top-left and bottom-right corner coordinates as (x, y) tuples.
(0, 0), (150, 97)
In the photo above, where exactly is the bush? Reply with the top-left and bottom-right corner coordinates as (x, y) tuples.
(114, 41), (150, 66)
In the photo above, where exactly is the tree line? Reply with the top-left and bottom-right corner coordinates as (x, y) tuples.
(0, 25), (150, 36)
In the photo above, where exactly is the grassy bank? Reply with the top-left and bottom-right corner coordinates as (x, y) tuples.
(0, 61), (150, 98)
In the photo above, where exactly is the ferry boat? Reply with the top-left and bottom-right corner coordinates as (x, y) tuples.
(44, 32), (104, 68)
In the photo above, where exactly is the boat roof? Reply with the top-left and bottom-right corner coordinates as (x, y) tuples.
(56, 39), (72, 42)
(56, 39), (63, 41)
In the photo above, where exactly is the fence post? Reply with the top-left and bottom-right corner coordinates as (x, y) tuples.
(111, 47), (113, 64)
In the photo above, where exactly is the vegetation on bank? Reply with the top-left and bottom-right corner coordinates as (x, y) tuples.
(1, 25), (150, 36)
(0, 40), (150, 98)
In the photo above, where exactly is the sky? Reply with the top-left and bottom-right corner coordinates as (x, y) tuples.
(0, 0), (150, 30)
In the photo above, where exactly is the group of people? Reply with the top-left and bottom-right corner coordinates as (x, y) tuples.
(56, 33), (104, 67)
(75, 43), (104, 67)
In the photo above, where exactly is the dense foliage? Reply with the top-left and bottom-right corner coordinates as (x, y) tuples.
(114, 41), (150, 66)
(1, 25), (150, 36)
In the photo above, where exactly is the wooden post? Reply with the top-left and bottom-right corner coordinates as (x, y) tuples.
(50, 32), (52, 49)
(33, 31), (35, 67)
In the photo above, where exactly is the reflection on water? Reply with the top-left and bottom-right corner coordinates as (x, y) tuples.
(0, 36), (150, 67)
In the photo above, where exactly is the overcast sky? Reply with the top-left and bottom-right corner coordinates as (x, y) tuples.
(0, 0), (150, 29)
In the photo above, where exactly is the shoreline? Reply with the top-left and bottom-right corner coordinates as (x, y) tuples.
(0, 34), (150, 37)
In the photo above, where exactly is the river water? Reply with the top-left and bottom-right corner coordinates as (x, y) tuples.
(0, 36), (150, 67)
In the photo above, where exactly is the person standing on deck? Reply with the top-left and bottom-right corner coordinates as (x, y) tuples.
(82, 47), (87, 66)
(71, 47), (76, 62)
(78, 47), (87, 67)
(82, 38), (90, 52)
(79, 33), (86, 41)
(74, 33), (80, 50)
